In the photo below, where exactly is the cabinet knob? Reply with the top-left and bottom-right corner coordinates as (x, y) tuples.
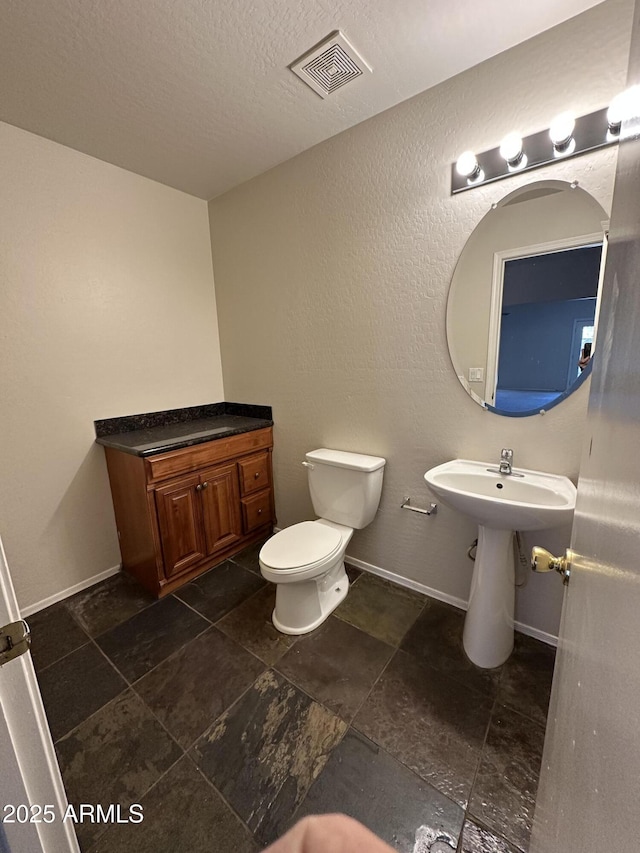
(201, 481), (208, 489)
(195, 484), (203, 492)
(196, 482), (208, 492)
(257, 509), (263, 515)
(254, 472), (260, 479)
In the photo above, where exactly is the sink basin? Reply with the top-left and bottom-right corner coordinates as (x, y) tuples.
(424, 458), (576, 668)
(424, 459), (576, 530)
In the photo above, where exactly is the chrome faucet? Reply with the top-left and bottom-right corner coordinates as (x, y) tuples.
(499, 448), (513, 475)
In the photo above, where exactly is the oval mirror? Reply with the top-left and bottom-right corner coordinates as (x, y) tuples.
(446, 180), (608, 416)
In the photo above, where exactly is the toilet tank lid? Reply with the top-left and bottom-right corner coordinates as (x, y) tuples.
(305, 448), (386, 472)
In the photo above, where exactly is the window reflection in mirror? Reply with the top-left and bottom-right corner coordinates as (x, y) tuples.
(488, 241), (603, 412)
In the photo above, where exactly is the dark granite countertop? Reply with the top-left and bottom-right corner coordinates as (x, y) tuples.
(95, 403), (272, 457)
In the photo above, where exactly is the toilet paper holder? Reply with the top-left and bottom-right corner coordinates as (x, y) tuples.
(401, 496), (438, 516)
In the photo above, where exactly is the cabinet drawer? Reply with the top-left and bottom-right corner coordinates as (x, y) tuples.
(241, 490), (273, 533)
(146, 428), (272, 483)
(238, 452), (271, 496)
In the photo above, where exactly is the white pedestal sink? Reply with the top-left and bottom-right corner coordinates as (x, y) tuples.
(424, 459), (576, 668)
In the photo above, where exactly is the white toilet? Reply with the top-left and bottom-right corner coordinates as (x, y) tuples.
(259, 448), (386, 635)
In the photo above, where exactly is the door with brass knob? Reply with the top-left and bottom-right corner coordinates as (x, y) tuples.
(531, 546), (572, 585)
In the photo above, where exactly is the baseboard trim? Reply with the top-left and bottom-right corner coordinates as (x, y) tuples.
(21, 564), (122, 618)
(248, 529), (557, 647)
(346, 554), (469, 611)
(510, 622), (558, 647)
(345, 553), (558, 648)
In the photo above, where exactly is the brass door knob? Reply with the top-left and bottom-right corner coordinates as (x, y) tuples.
(531, 546), (571, 584)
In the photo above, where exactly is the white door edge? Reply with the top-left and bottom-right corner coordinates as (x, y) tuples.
(0, 538), (79, 853)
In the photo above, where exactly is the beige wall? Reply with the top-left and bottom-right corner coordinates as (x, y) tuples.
(0, 122), (224, 611)
(209, 0), (632, 639)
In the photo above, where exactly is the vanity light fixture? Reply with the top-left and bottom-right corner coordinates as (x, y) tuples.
(499, 132), (525, 168)
(451, 99), (630, 194)
(456, 150), (481, 180)
(607, 85), (640, 135)
(607, 91), (627, 134)
(549, 112), (576, 151)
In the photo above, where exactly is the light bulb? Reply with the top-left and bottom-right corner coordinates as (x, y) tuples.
(456, 151), (480, 179)
(499, 132), (524, 165)
(549, 112), (575, 148)
(608, 85), (640, 132)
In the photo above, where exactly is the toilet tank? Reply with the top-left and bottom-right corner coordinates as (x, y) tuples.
(305, 448), (386, 529)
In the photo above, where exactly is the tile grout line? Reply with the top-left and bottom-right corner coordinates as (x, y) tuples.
(464, 690), (501, 827)
(459, 814), (525, 853)
(73, 642), (207, 849)
(87, 633), (272, 848)
(90, 639), (189, 758)
(37, 553), (284, 848)
(189, 761), (259, 844)
(258, 667), (354, 840)
(464, 694), (545, 853)
(492, 698), (549, 731)
(283, 658), (468, 845)
(278, 597), (430, 839)
(52, 630), (210, 780)
(52, 652), (183, 853)
(33, 638), (92, 678)
(82, 751), (188, 853)
(87, 596), (178, 642)
(341, 639), (472, 851)
(59, 578), (157, 632)
(50, 582), (271, 746)
(182, 667), (296, 845)
(30, 599), (96, 675)
(42, 558), (337, 688)
(171, 592), (218, 625)
(271, 583), (428, 740)
(102, 619), (213, 687)
(354, 582), (428, 704)
(47, 559), (546, 852)
(336, 597), (501, 840)
(178, 664), (269, 758)
(212, 579), (269, 625)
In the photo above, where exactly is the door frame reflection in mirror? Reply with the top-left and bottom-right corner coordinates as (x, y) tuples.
(485, 232), (606, 412)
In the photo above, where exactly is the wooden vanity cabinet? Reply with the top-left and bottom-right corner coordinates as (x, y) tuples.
(103, 427), (274, 597)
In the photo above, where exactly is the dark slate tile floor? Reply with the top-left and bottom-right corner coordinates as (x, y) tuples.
(30, 543), (554, 853)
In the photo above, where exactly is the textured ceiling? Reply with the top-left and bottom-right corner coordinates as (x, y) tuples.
(0, 0), (604, 199)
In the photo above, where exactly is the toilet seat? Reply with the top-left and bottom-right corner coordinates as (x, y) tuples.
(260, 521), (343, 575)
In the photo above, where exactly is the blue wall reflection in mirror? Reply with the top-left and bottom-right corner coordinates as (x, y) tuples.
(493, 243), (602, 414)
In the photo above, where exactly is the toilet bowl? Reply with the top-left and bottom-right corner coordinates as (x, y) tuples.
(260, 519), (353, 634)
(259, 448), (385, 634)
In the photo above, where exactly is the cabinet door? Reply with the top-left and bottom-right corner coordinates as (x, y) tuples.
(199, 462), (243, 556)
(154, 475), (206, 578)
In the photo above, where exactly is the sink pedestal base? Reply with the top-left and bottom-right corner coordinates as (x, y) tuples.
(463, 526), (515, 669)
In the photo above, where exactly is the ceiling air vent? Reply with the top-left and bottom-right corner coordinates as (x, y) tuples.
(290, 31), (372, 99)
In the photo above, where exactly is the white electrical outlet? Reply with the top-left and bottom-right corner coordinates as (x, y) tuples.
(469, 367), (484, 382)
